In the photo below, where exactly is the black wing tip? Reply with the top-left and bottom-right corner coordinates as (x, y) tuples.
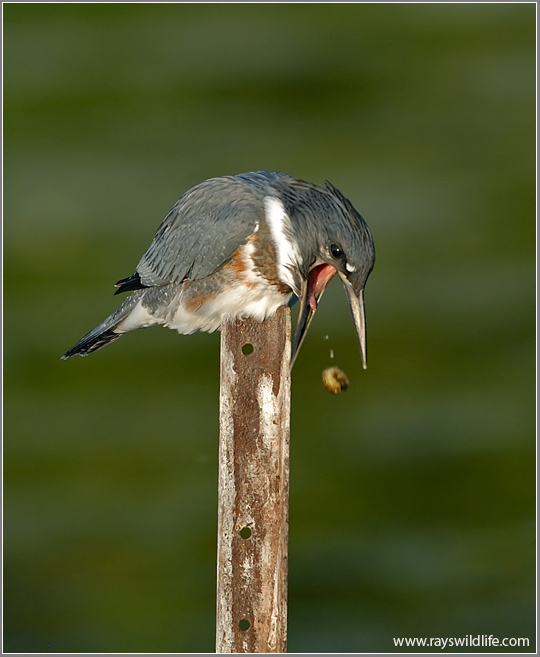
(114, 273), (148, 295)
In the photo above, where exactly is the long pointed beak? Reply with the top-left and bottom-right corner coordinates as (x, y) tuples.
(290, 264), (336, 369)
(338, 273), (368, 369)
(290, 281), (315, 370)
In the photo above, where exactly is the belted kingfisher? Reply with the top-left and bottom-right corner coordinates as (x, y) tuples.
(62, 171), (375, 368)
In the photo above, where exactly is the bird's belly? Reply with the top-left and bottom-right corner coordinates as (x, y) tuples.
(168, 283), (292, 334)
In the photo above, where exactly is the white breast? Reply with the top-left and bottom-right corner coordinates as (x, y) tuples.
(168, 284), (292, 334)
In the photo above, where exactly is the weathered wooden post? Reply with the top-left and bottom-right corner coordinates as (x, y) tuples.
(216, 305), (291, 653)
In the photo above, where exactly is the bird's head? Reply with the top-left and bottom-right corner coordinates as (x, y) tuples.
(286, 179), (375, 369)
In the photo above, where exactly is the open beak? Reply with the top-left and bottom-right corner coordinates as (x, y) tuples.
(338, 272), (368, 369)
(291, 263), (336, 369)
(290, 266), (369, 370)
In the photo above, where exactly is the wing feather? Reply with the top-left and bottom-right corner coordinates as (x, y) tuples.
(134, 176), (265, 287)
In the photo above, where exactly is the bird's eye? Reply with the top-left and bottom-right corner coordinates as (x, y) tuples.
(330, 243), (344, 259)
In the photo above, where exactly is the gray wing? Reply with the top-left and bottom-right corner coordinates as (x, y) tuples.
(134, 176), (266, 286)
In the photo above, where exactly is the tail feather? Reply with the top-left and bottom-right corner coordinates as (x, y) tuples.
(61, 329), (123, 359)
(62, 293), (141, 359)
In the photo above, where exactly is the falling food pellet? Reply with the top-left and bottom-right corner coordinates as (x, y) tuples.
(322, 366), (350, 395)
(329, 349), (334, 359)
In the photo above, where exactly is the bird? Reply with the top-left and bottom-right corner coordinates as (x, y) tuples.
(62, 171), (375, 368)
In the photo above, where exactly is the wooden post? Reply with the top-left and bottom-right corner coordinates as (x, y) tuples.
(216, 305), (291, 653)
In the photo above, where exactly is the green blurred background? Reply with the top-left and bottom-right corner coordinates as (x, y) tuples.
(3, 4), (535, 653)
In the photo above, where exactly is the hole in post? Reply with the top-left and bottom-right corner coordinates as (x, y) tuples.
(240, 527), (252, 539)
(239, 619), (251, 631)
(242, 343), (254, 355)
